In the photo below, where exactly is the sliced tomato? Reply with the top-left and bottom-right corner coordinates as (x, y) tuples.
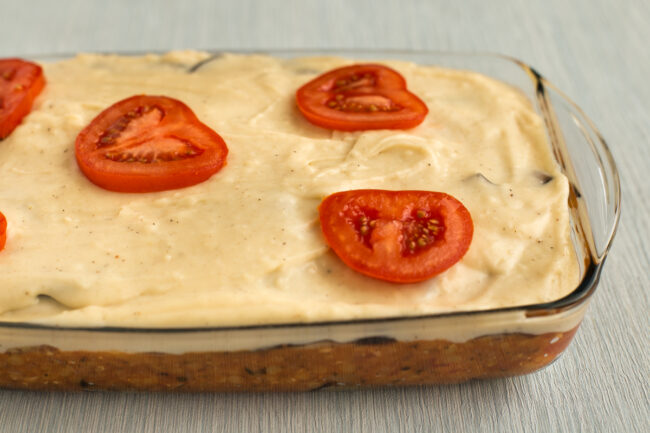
(319, 190), (473, 283)
(296, 64), (428, 131)
(75, 95), (228, 193)
(0, 58), (45, 139)
(0, 212), (6, 252)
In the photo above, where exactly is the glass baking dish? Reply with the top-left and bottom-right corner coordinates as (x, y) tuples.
(0, 50), (620, 391)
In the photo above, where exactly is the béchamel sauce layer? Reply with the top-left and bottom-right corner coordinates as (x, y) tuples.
(0, 51), (579, 327)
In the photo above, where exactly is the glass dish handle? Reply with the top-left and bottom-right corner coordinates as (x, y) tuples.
(542, 80), (621, 261)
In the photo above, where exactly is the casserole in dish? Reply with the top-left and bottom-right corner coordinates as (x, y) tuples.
(0, 50), (620, 390)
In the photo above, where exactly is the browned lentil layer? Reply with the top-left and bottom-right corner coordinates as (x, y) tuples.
(0, 327), (579, 391)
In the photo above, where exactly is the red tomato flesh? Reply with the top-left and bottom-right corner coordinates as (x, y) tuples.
(296, 64), (428, 131)
(75, 95), (228, 193)
(0, 58), (45, 139)
(0, 212), (6, 252)
(319, 190), (473, 283)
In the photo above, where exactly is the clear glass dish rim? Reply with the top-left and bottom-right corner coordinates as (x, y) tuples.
(0, 48), (621, 334)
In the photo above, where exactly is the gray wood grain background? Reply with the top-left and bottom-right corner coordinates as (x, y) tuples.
(0, 0), (648, 431)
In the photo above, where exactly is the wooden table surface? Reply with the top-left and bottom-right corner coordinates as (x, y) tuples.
(0, 0), (648, 431)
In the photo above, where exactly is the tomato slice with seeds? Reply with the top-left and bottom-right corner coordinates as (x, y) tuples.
(75, 95), (228, 193)
(0, 58), (45, 139)
(296, 64), (428, 131)
(0, 212), (6, 252)
(319, 190), (473, 283)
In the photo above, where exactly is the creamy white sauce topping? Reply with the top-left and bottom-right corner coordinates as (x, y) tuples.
(0, 51), (579, 327)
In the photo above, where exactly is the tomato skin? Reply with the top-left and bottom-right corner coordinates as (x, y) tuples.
(319, 190), (473, 283)
(0, 59), (46, 139)
(296, 64), (428, 131)
(0, 212), (6, 252)
(75, 95), (228, 193)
